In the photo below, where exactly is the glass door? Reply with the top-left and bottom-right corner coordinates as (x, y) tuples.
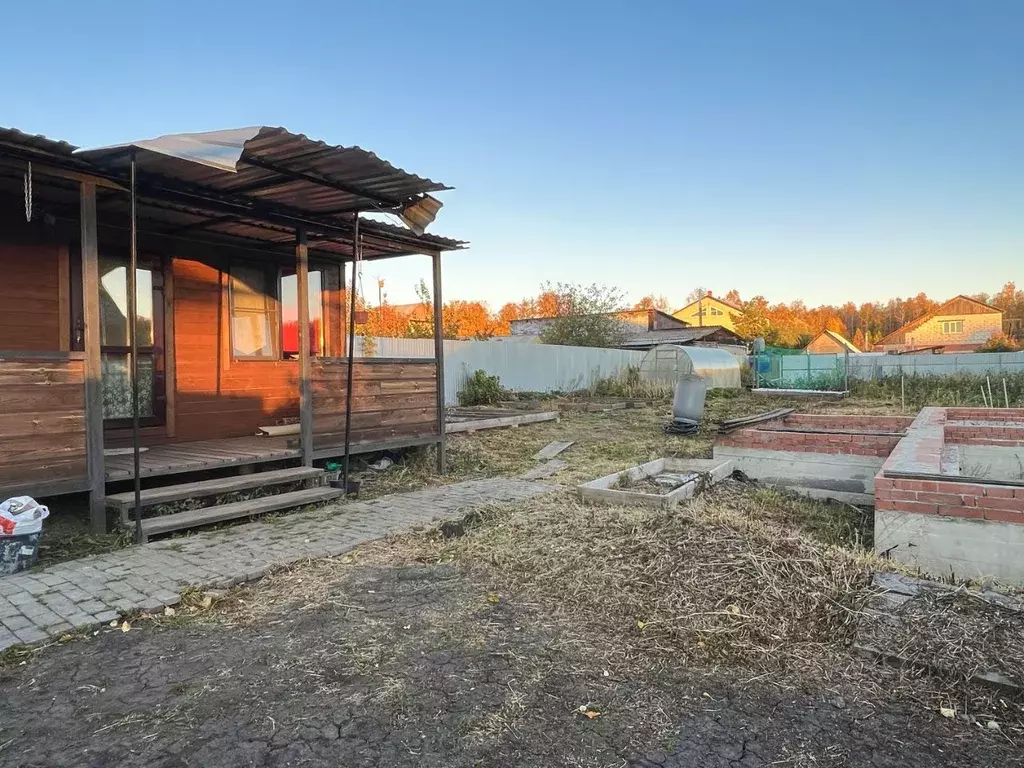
(99, 255), (165, 425)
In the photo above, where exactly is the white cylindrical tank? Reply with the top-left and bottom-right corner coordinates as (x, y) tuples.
(639, 344), (741, 390)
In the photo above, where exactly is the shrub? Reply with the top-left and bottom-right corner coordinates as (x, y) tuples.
(978, 333), (1021, 353)
(458, 369), (505, 406)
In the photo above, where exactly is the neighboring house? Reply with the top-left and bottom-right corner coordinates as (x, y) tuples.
(617, 326), (746, 351)
(874, 296), (1004, 353)
(389, 302), (433, 326)
(509, 308), (688, 338)
(671, 293), (744, 332)
(804, 329), (861, 355)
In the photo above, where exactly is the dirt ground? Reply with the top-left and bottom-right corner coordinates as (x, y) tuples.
(4, 393), (1021, 766)
(1, 561), (1019, 768)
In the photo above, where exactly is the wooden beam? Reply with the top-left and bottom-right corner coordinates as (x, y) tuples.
(57, 246), (70, 352)
(80, 182), (106, 534)
(296, 227), (313, 466)
(163, 255), (176, 438)
(432, 251), (446, 473)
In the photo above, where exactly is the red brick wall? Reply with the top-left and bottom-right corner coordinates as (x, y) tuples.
(875, 475), (1024, 524)
(944, 424), (1024, 446)
(946, 408), (1024, 422)
(783, 414), (914, 432)
(718, 429), (901, 457)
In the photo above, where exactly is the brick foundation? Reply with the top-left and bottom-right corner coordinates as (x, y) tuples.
(717, 414), (907, 458)
(944, 423), (1024, 447)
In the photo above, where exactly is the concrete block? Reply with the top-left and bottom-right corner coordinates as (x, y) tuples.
(713, 446), (883, 496)
(579, 458), (733, 509)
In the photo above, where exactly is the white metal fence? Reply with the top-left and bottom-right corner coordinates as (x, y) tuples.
(352, 337), (646, 405)
(774, 351), (1024, 387)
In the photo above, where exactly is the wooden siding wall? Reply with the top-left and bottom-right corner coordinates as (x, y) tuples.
(172, 258), (299, 441)
(0, 356), (87, 495)
(311, 360), (439, 445)
(0, 244), (67, 351)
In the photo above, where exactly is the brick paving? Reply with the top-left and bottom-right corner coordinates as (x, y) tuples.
(0, 478), (553, 651)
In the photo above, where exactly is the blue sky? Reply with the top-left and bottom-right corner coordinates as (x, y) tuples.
(4, 1), (1021, 310)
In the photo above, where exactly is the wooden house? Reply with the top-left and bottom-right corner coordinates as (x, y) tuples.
(0, 126), (463, 538)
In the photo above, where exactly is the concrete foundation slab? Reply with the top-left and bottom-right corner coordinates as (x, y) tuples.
(875, 509), (1024, 584)
(713, 446), (882, 504)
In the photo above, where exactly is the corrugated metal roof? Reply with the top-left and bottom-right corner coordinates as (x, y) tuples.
(0, 127), (77, 157)
(0, 124), (465, 257)
(77, 126), (449, 215)
(619, 327), (745, 347)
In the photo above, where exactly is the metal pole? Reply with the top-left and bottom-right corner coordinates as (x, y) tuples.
(341, 215), (360, 492)
(1004, 378), (1010, 409)
(129, 150), (143, 543)
(432, 251), (446, 473)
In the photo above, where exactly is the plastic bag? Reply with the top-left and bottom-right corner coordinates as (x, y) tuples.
(0, 496), (49, 536)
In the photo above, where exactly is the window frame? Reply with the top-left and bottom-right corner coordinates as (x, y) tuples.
(939, 319), (964, 335)
(229, 263), (280, 361)
(278, 266), (327, 360)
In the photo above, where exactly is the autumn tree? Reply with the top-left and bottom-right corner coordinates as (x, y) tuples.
(537, 282), (627, 348)
(732, 296), (771, 341)
(633, 294), (670, 311)
(852, 327), (867, 350)
(685, 287), (710, 305)
(724, 289), (743, 307)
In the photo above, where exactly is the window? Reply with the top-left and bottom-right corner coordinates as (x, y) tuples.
(280, 270), (325, 358)
(711, 307), (723, 316)
(230, 265), (277, 358)
(940, 319), (964, 335)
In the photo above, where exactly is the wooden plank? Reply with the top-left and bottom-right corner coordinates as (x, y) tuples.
(164, 255), (176, 437)
(0, 458), (87, 484)
(0, 367), (86, 385)
(310, 432), (441, 460)
(81, 181), (106, 533)
(105, 466), (324, 511)
(534, 440), (574, 460)
(446, 411), (560, 434)
(0, 411), (85, 436)
(140, 486), (342, 538)
(58, 246), (70, 352)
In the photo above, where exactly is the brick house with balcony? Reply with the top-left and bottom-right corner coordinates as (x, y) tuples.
(874, 295), (1004, 353)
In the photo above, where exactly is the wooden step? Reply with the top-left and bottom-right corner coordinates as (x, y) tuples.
(139, 487), (344, 539)
(105, 466), (325, 513)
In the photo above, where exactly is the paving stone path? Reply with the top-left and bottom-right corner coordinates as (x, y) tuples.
(0, 478), (553, 651)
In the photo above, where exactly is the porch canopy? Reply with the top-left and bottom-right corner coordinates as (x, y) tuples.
(0, 125), (465, 260)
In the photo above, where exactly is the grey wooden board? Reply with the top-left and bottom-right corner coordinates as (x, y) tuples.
(521, 459), (568, 480)
(534, 441), (574, 461)
(140, 487), (343, 538)
(446, 411), (559, 434)
(104, 467), (325, 512)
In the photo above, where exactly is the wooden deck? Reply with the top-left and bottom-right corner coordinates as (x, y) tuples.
(103, 436), (300, 482)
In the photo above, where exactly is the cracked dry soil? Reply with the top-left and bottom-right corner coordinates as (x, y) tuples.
(0, 564), (1018, 767)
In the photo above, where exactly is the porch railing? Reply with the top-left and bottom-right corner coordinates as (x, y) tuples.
(0, 352), (89, 497)
(310, 358), (439, 450)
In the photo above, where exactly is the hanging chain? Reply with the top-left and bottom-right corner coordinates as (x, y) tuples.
(23, 162), (32, 222)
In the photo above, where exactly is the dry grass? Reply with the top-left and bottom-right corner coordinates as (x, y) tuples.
(861, 586), (1024, 689)
(365, 486), (878, 671)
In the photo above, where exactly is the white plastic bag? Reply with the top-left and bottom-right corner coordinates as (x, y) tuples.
(0, 496), (49, 536)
